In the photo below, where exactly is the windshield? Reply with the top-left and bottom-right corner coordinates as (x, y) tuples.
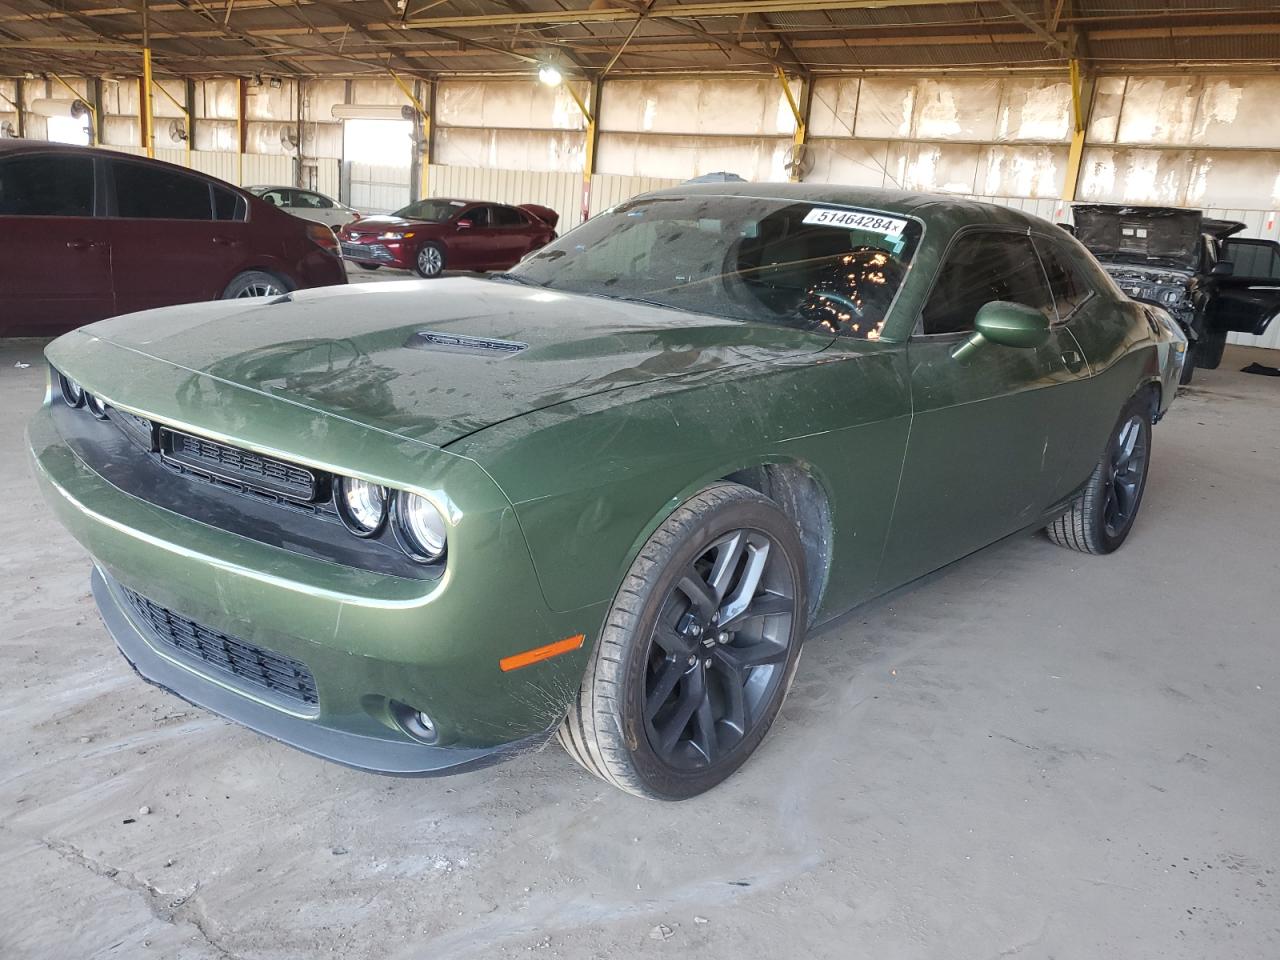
(393, 199), (461, 222)
(505, 195), (922, 339)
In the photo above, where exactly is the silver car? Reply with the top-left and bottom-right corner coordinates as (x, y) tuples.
(246, 185), (359, 230)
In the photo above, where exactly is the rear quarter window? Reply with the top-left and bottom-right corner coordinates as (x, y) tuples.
(213, 186), (246, 221)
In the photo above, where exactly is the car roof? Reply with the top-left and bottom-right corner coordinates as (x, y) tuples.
(0, 139), (248, 192)
(250, 184), (326, 194)
(640, 181), (1055, 231)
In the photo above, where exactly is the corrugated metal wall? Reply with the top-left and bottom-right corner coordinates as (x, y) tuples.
(589, 173), (683, 218)
(427, 164), (582, 227)
(99, 144), (329, 190)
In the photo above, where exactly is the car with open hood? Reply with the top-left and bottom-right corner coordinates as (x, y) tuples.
(337, 197), (558, 277)
(1072, 203), (1280, 382)
(31, 184), (1183, 798)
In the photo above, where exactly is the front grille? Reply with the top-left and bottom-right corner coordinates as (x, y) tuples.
(121, 587), (319, 707)
(341, 241), (393, 262)
(110, 408), (156, 451)
(160, 427), (317, 501)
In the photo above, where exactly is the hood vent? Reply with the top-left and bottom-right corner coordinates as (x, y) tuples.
(405, 331), (528, 357)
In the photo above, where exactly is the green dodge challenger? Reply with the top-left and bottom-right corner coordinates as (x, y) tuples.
(30, 184), (1187, 799)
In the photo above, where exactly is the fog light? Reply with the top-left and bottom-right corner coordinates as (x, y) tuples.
(391, 700), (439, 744)
(84, 393), (109, 419)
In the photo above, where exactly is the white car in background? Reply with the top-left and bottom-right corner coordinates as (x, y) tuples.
(246, 185), (359, 229)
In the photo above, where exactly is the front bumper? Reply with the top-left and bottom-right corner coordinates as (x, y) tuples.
(28, 380), (606, 775)
(94, 567), (549, 775)
(340, 240), (409, 268)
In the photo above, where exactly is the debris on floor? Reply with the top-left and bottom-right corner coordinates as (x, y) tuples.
(1241, 362), (1280, 377)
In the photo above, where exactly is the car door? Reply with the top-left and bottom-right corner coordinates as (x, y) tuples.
(107, 159), (246, 313)
(448, 204), (495, 269)
(1210, 238), (1280, 336)
(0, 151), (114, 335)
(491, 205), (537, 266)
(877, 228), (1089, 588)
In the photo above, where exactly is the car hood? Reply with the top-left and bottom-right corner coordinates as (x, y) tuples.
(73, 278), (834, 448)
(1072, 204), (1203, 269)
(341, 216), (439, 235)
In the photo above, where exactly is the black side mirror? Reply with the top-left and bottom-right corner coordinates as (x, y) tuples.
(953, 301), (1052, 361)
(1211, 260), (1234, 277)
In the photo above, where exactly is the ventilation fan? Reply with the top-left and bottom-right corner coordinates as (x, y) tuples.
(167, 118), (187, 143)
(280, 127), (300, 154)
(69, 99), (91, 120)
(782, 143), (815, 180)
(0, 120), (16, 138)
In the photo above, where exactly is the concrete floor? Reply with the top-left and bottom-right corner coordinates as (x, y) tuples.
(2, 327), (1278, 960)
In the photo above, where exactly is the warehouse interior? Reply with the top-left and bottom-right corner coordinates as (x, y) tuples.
(3, 2), (1280, 957)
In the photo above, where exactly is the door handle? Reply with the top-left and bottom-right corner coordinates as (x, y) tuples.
(66, 239), (100, 251)
(1060, 349), (1085, 373)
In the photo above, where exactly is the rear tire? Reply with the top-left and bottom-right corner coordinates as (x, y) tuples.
(221, 270), (288, 299)
(1046, 393), (1153, 555)
(559, 483), (806, 800)
(355, 263), (381, 271)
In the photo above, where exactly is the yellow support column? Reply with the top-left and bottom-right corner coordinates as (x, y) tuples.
(563, 81), (595, 224)
(1063, 59), (1088, 202)
(776, 66), (807, 181)
(388, 70), (432, 201)
(141, 0), (154, 157)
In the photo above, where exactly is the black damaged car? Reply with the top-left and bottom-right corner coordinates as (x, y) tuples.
(1072, 204), (1280, 383)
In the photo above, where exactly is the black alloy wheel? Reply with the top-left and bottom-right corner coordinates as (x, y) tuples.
(559, 482), (807, 799)
(643, 528), (797, 770)
(1102, 413), (1149, 540)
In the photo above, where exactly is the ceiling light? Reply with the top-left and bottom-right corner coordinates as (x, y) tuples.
(538, 65), (563, 88)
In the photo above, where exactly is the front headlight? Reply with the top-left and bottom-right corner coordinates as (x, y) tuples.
(59, 373), (84, 408)
(85, 392), (109, 419)
(335, 476), (388, 537)
(378, 231), (415, 240)
(393, 492), (447, 562)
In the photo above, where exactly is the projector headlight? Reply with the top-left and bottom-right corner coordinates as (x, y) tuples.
(59, 374), (84, 408)
(84, 392), (109, 419)
(393, 492), (447, 562)
(334, 476), (388, 537)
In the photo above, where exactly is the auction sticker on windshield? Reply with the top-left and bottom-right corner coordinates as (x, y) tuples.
(803, 208), (907, 235)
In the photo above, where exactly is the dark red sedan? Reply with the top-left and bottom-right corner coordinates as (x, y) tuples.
(338, 198), (558, 277)
(0, 141), (347, 337)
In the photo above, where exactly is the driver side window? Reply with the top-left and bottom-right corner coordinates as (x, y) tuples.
(922, 232), (1056, 335)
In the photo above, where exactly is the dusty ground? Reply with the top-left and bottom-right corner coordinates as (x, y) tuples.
(3, 322), (1279, 959)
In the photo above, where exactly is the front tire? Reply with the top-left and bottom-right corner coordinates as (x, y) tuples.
(559, 483), (806, 800)
(1195, 329), (1227, 370)
(1046, 393), (1153, 554)
(414, 242), (445, 278)
(355, 262), (381, 271)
